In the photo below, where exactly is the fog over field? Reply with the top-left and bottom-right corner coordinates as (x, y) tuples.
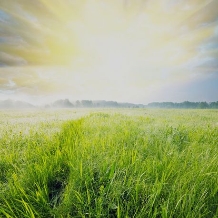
(0, 0), (218, 104)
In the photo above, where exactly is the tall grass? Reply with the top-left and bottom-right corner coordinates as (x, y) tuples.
(0, 110), (217, 217)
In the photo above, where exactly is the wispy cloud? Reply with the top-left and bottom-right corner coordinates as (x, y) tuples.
(0, 0), (218, 103)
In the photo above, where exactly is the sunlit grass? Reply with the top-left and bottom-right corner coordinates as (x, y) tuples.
(0, 109), (217, 217)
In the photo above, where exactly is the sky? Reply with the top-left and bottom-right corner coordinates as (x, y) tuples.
(0, 0), (218, 104)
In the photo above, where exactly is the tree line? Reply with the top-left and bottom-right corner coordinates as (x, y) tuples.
(146, 101), (218, 109)
(49, 99), (144, 108)
(1, 99), (218, 109)
(50, 99), (218, 109)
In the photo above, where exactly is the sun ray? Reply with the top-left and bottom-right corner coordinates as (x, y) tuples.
(0, 0), (217, 103)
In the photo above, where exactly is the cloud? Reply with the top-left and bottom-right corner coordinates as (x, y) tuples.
(0, 52), (27, 66)
(0, 0), (218, 103)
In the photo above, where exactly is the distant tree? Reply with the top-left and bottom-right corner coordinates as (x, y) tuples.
(52, 99), (73, 108)
(106, 101), (119, 107)
(198, 102), (209, 109)
(63, 99), (73, 107)
(81, 100), (93, 107)
(146, 101), (218, 109)
(210, 101), (218, 109)
(75, 100), (81, 107)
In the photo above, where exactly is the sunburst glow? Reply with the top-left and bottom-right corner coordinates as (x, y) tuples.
(0, 0), (218, 104)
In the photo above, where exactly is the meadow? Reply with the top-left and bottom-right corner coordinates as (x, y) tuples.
(0, 109), (217, 217)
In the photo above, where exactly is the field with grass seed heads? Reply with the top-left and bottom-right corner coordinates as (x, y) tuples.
(0, 109), (218, 217)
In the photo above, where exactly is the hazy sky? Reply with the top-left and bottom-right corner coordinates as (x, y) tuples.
(0, 0), (218, 104)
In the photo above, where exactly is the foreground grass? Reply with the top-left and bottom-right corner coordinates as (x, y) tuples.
(0, 110), (218, 217)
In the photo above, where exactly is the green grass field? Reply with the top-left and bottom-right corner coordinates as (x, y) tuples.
(0, 109), (217, 217)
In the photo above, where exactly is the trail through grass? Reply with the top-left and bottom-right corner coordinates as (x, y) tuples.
(0, 110), (218, 217)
